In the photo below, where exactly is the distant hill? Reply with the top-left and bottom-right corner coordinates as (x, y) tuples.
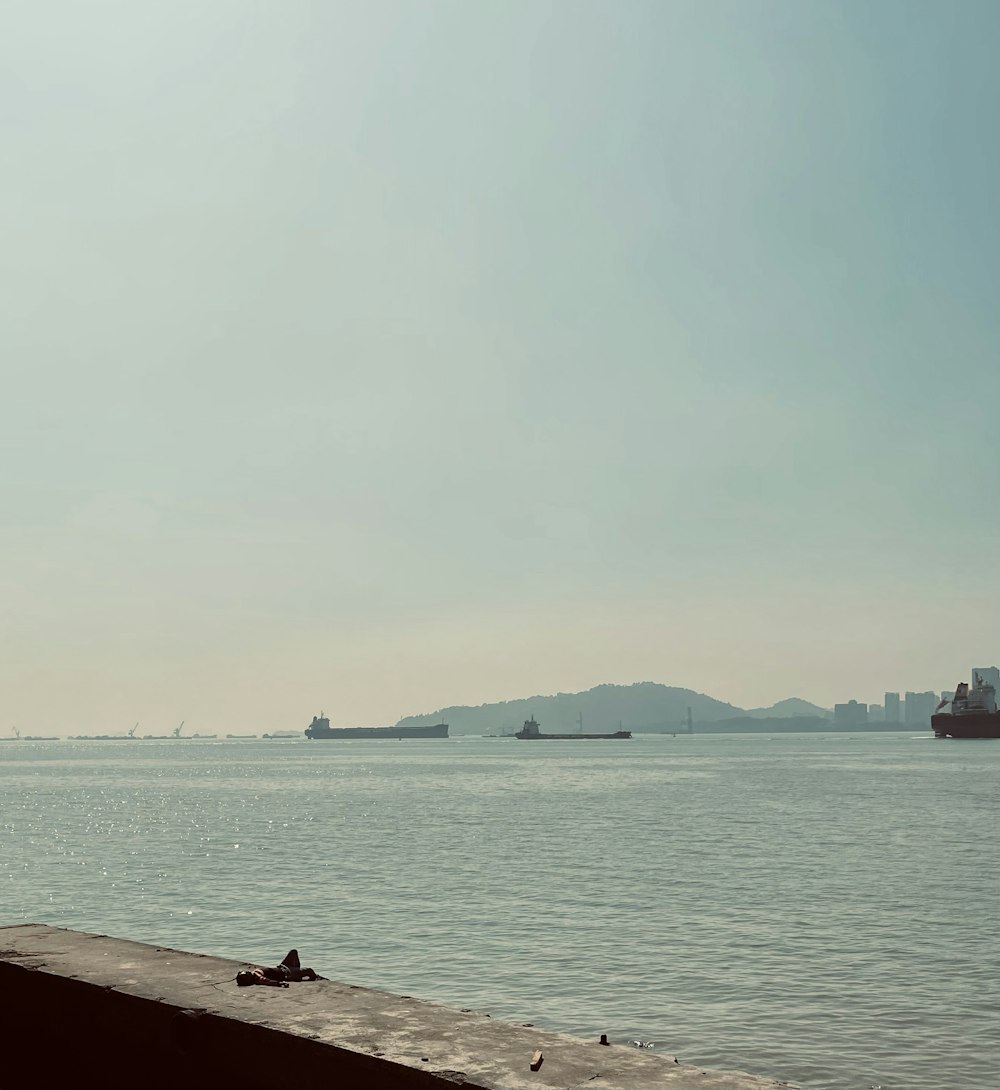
(741, 697), (832, 720)
(396, 684), (839, 736)
(397, 682), (744, 736)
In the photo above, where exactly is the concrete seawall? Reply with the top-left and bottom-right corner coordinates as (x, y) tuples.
(1, 925), (797, 1089)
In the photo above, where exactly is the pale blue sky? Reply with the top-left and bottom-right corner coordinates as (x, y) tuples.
(2, 0), (997, 733)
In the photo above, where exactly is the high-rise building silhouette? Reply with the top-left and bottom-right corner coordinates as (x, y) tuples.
(884, 692), (901, 723)
(904, 691), (937, 725)
(834, 699), (868, 725)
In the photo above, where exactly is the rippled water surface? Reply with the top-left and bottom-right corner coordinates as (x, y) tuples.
(2, 732), (997, 1089)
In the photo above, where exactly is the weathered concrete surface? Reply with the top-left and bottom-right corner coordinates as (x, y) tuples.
(0, 924), (798, 1089)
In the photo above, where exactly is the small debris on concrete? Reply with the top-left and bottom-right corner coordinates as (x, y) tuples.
(530, 1050), (544, 1072)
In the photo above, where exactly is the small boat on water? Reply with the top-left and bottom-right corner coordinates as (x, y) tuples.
(514, 716), (631, 741)
(932, 673), (1000, 739)
(304, 713), (449, 740)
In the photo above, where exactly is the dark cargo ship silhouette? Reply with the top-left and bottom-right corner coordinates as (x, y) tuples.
(304, 713), (449, 740)
(514, 716), (631, 740)
(931, 673), (1000, 739)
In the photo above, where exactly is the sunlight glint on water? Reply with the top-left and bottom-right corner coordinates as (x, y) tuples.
(2, 733), (997, 1090)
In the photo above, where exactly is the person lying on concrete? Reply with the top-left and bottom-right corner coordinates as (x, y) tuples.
(236, 949), (321, 986)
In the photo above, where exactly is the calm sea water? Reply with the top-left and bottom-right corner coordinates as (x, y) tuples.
(2, 732), (997, 1090)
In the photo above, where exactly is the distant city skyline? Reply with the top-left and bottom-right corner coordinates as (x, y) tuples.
(3, 2), (997, 736)
(832, 667), (1000, 726)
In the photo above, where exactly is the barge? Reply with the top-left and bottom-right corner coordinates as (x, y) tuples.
(514, 716), (631, 740)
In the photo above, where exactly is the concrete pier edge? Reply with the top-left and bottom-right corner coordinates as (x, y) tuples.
(1, 924), (798, 1089)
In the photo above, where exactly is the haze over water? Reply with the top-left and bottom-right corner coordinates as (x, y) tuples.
(3, 732), (997, 1090)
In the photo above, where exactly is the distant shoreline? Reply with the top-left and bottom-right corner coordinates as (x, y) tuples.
(636, 722), (919, 735)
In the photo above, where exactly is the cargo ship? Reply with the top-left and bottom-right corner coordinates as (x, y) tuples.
(304, 713), (449, 740)
(514, 716), (631, 740)
(931, 673), (1000, 738)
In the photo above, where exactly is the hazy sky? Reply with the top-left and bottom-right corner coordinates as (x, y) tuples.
(3, 0), (997, 733)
